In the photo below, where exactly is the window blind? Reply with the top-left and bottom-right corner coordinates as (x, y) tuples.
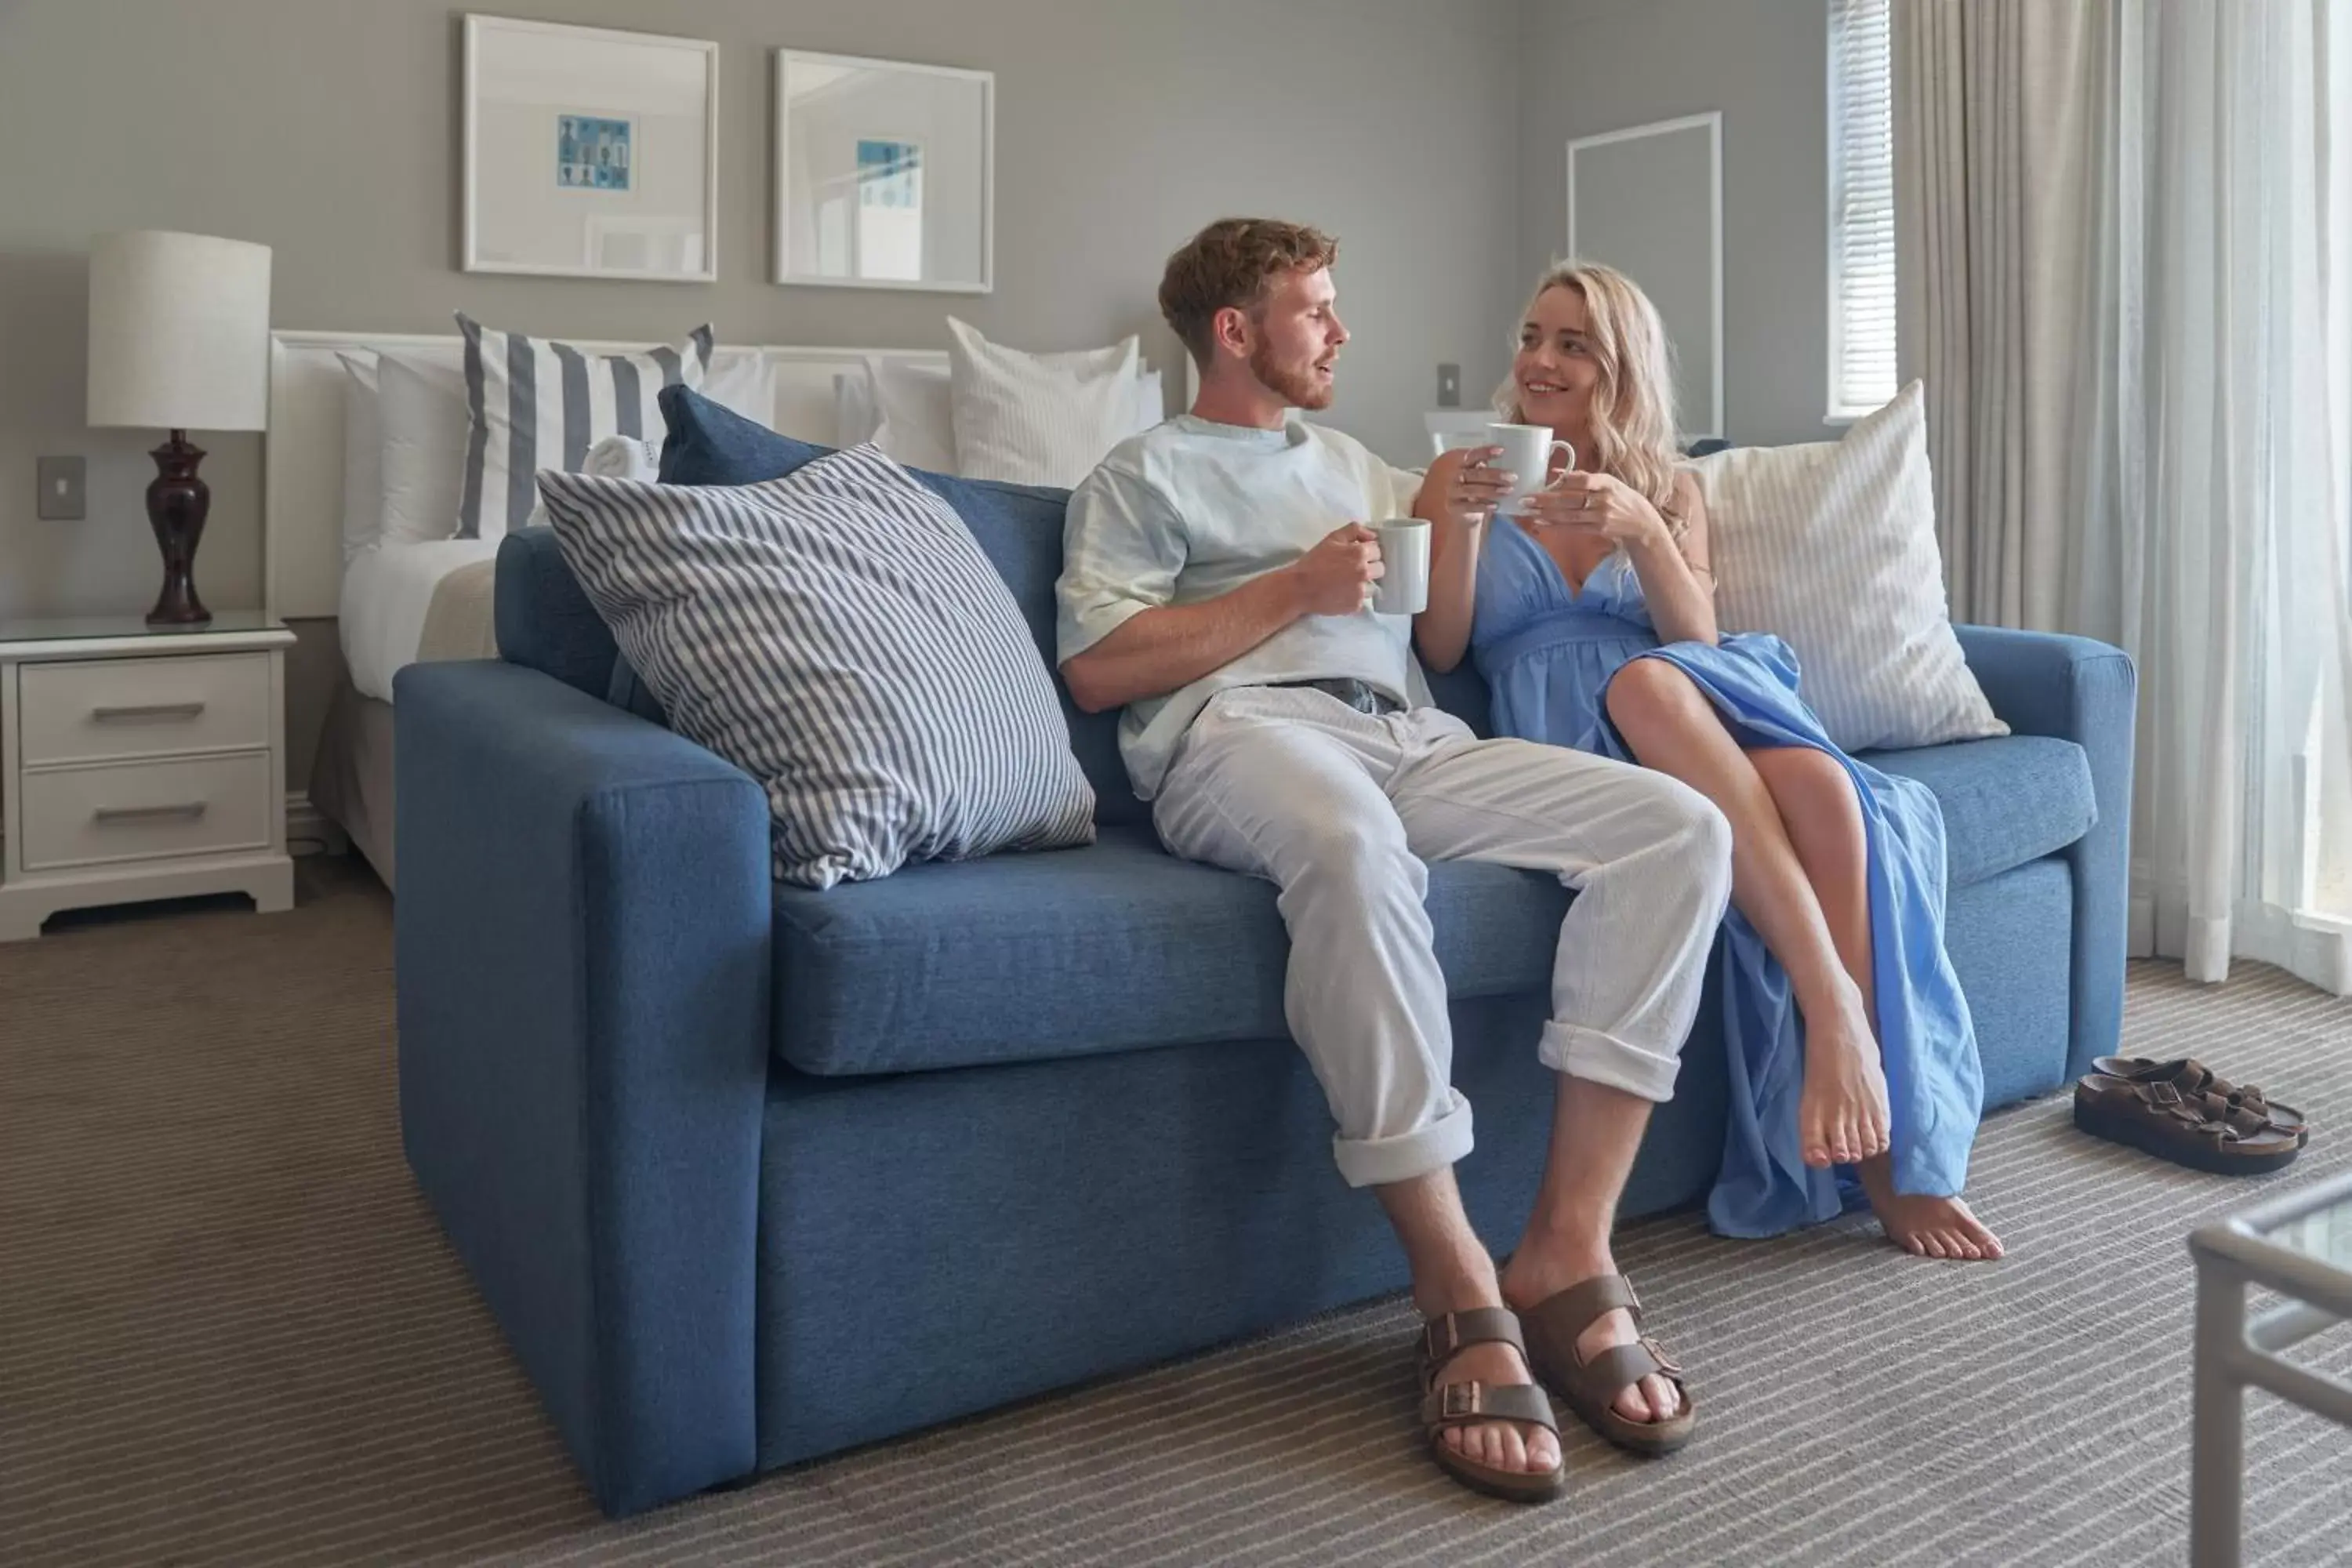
(1828, 0), (1897, 419)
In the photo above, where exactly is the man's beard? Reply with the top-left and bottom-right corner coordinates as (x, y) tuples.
(1251, 341), (1334, 410)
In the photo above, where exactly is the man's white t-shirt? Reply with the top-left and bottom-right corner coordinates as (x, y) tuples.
(1056, 414), (1431, 800)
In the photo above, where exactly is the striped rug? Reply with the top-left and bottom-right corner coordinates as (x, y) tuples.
(2, 858), (2348, 1566)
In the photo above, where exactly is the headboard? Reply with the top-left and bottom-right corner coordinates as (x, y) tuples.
(263, 331), (950, 619)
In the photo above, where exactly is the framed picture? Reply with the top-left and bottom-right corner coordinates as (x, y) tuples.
(1566, 112), (1724, 440)
(463, 15), (719, 282)
(774, 50), (993, 293)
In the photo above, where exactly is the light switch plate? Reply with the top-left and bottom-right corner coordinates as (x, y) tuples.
(1437, 364), (1461, 408)
(37, 456), (85, 521)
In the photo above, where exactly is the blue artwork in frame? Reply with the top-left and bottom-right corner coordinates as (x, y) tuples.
(856, 139), (922, 210)
(558, 115), (633, 191)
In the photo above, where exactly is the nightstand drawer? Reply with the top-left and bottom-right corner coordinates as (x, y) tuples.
(17, 753), (272, 871)
(17, 652), (271, 765)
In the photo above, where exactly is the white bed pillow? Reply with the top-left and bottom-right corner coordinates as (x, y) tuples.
(1131, 368), (1166, 434)
(836, 358), (1165, 476)
(375, 350), (474, 550)
(834, 369), (878, 446)
(864, 357), (960, 474)
(1690, 381), (2006, 753)
(946, 318), (1142, 487)
(334, 352), (383, 561)
(701, 353), (777, 426)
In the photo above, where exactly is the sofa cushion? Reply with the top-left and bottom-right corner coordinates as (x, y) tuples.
(1864, 734), (2095, 888)
(773, 731), (2096, 1076)
(657, 386), (1146, 826)
(770, 825), (1570, 1077)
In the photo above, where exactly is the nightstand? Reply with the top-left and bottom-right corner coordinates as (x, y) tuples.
(0, 612), (295, 939)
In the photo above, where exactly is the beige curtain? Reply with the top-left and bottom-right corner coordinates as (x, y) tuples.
(1891, 0), (2101, 630)
(1898, 0), (2352, 994)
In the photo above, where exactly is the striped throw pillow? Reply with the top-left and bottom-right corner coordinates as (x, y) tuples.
(455, 313), (712, 542)
(535, 445), (1098, 888)
(1691, 382), (2006, 752)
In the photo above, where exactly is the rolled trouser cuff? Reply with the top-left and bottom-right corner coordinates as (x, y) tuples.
(1540, 1020), (1683, 1103)
(1331, 1089), (1475, 1189)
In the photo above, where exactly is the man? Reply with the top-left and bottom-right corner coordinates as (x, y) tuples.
(1055, 218), (1732, 1503)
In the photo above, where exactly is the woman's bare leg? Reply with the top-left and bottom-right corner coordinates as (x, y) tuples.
(1604, 660), (1888, 1165)
(1747, 745), (2002, 1261)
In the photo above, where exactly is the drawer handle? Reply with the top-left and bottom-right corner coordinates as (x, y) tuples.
(91, 702), (206, 723)
(91, 802), (209, 826)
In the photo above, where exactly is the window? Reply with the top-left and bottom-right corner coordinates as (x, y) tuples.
(1827, 0), (1896, 420)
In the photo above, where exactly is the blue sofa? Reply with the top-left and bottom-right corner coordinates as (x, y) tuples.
(394, 426), (2136, 1518)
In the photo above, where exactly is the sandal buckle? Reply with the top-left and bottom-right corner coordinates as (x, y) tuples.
(2146, 1082), (2183, 1107)
(1642, 1337), (1683, 1377)
(1423, 1316), (1460, 1363)
(1441, 1381), (1483, 1418)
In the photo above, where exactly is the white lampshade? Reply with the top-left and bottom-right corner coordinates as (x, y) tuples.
(86, 230), (272, 433)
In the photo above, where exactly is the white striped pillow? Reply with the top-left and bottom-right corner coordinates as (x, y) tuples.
(455, 314), (711, 542)
(1690, 382), (2006, 753)
(535, 447), (1098, 888)
(945, 318), (1141, 486)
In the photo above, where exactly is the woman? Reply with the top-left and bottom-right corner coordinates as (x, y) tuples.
(1414, 261), (2001, 1259)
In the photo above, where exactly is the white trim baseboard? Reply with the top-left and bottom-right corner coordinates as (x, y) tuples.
(285, 792), (347, 858)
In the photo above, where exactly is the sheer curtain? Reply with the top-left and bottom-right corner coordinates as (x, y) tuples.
(1899, 0), (2352, 996)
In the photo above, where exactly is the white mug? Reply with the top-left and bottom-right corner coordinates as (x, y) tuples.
(1370, 518), (1431, 615)
(1480, 422), (1577, 516)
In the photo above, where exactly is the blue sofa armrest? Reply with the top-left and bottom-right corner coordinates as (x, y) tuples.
(1955, 625), (2138, 1079)
(394, 659), (773, 1516)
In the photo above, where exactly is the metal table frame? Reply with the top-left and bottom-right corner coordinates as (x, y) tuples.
(2187, 1167), (2352, 1567)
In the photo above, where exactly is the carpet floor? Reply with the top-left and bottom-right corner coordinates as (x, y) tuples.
(3, 857), (2349, 1566)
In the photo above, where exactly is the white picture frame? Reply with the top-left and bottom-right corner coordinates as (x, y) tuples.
(1566, 111), (1725, 442)
(462, 15), (720, 283)
(773, 49), (994, 294)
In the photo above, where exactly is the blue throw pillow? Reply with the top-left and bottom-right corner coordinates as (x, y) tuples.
(655, 386), (1147, 826)
(657, 382), (833, 487)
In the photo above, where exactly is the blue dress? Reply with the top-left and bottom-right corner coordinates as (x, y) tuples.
(1469, 519), (1984, 1237)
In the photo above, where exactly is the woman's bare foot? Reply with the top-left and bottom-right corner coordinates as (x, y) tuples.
(1796, 996), (1892, 1167)
(1426, 1332), (1563, 1478)
(1500, 1247), (1683, 1425)
(1857, 1156), (2005, 1260)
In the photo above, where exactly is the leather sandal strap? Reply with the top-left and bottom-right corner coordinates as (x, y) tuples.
(2097, 1055), (2224, 1096)
(1420, 1379), (1561, 1436)
(1420, 1308), (1529, 1381)
(1528, 1273), (1642, 1341)
(1574, 1338), (1686, 1403)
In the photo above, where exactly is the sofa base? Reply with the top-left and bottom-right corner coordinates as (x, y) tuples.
(750, 855), (2070, 1476)
(753, 987), (1727, 1472)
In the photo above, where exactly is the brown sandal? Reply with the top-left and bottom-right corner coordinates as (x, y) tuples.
(1416, 1308), (1568, 1504)
(2074, 1070), (2304, 1174)
(2090, 1056), (2309, 1138)
(1518, 1276), (1696, 1456)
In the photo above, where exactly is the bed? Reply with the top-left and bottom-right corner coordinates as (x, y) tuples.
(265, 332), (960, 890)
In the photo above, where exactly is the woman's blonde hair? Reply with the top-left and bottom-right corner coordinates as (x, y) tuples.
(1495, 260), (1681, 517)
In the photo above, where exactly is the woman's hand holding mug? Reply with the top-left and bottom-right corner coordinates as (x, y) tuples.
(1427, 445), (1517, 529)
(1519, 470), (1668, 550)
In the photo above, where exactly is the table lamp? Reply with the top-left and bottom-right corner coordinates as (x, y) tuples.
(85, 230), (273, 626)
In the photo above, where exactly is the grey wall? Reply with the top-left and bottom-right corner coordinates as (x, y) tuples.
(1519, 0), (1833, 448)
(0, 0), (1523, 786)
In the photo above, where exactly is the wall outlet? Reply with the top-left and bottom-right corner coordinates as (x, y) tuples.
(1436, 363), (1461, 408)
(37, 456), (85, 521)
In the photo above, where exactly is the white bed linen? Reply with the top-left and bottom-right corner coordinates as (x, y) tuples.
(339, 539), (501, 703)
